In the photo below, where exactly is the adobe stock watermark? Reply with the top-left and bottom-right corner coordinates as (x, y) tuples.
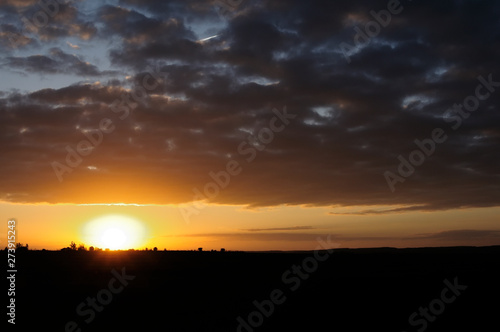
(7, 0), (73, 48)
(178, 106), (296, 223)
(236, 235), (340, 331)
(402, 277), (467, 332)
(384, 73), (500, 192)
(65, 267), (135, 332)
(6, 219), (17, 325)
(51, 63), (168, 182)
(339, 0), (404, 63)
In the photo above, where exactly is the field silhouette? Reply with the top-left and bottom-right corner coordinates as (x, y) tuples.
(10, 246), (500, 331)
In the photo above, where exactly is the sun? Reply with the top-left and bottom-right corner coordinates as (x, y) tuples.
(82, 214), (148, 250)
(100, 228), (127, 250)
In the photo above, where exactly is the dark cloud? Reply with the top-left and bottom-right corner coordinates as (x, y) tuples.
(2, 48), (115, 76)
(0, 24), (36, 49)
(0, 1), (97, 46)
(410, 230), (500, 241)
(330, 205), (436, 215)
(242, 226), (315, 232)
(173, 232), (332, 243)
(0, 0), (499, 211)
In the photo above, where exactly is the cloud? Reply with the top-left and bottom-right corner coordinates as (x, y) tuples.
(329, 205), (431, 215)
(0, 1), (97, 44)
(2, 48), (114, 76)
(242, 226), (314, 232)
(66, 41), (80, 49)
(409, 230), (500, 241)
(0, 0), (499, 212)
(0, 24), (36, 49)
(172, 232), (332, 243)
(0, 0), (39, 7)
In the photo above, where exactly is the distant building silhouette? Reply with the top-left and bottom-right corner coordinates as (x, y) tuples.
(198, 247), (203, 252)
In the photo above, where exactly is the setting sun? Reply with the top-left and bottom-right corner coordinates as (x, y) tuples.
(100, 228), (127, 249)
(82, 214), (148, 250)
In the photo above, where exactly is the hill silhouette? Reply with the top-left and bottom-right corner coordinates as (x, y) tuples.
(9, 246), (500, 331)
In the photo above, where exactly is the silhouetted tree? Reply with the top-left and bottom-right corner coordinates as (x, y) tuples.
(89, 246), (95, 252)
(70, 241), (77, 251)
(15, 243), (29, 252)
(77, 244), (86, 251)
(153, 247), (158, 251)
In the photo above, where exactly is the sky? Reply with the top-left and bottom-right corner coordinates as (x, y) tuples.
(0, 0), (499, 251)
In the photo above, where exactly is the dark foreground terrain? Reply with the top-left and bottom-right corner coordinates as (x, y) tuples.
(5, 246), (500, 331)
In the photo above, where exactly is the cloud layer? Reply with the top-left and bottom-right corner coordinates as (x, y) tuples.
(0, 0), (499, 211)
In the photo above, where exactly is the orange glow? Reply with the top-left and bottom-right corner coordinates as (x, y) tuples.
(1, 203), (500, 251)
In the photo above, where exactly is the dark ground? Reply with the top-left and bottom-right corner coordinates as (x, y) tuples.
(5, 246), (500, 331)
